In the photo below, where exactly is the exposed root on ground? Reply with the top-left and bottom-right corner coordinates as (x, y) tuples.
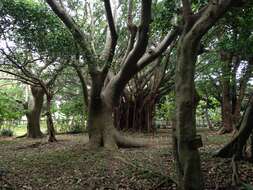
(114, 131), (149, 148)
(85, 128), (149, 150)
(218, 128), (233, 135)
(214, 138), (237, 158)
(15, 133), (27, 138)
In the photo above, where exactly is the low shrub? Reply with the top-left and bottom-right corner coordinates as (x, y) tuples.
(67, 124), (84, 134)
(0, 128), (14, 137)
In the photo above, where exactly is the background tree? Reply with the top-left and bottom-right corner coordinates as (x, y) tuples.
(0, 47), (67, 141)
(0, 0), (75, 141)
(194, 4), (253, 134)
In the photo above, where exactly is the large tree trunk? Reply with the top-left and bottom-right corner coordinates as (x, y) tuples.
(215, 97), (253, 159)
(87, 72), (146, 150)
(26, 86), (44, 138)
(219, 55), (233, 134)
(46, 94), (57, 142)
(175, 36), (204, 189)
(87, 98), (117, 149)
(220, 98), (233, 134)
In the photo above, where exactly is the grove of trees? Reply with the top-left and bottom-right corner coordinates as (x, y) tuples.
(0, 0), (253, 189)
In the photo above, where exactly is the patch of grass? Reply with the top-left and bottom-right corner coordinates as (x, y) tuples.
(11, 124), (47, 136)
(13, 125), (27, 136)
(1, 121), (49, 136)
(206, 134), (231, 145)
(0, 139), (16, 145)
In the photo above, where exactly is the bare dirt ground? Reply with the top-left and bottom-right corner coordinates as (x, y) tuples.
(0, 129), (253, 190)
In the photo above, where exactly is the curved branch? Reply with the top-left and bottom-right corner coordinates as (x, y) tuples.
(46, 63), (66, 87)
(72, 64), (89, 107)
(137, 27), (180, 70)
(121, 0), (137, 65)
(0, 49), (40, 83)
(0, 69), (38, 86)
(101, 0), (118, 74)
(120, 0), (152, 69)
(113, 0), (152, 89)
(187, 0), (239, 43)
(103, 0), (118, 41)
(45, 0), (97, 73)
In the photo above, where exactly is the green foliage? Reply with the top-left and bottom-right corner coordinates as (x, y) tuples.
(57, 92), (86, 133)
(204, 3), (253, 58)
(152, 0), (175, 36)
(68, 123), (84, 134)
(196, 100), (221, 128)
(0, 0), (77, 57)
(215, 5), (253, 57)
(58, 120), (85, 134)
(0, 128), (14, 137)
(59, 95), (84, 119)
(0, 83), (25, 123)
(156, 94), (175, 121)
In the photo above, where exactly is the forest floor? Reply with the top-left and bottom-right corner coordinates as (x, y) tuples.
(0, 129), (253, 190)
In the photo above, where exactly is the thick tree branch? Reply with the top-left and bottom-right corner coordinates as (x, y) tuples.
(114, 0), (152, 87)
(46, 63), (66, 87)
(101, 0), (118, 74)
(187, 0), (246, 43)
(121, 27), (137, 65)
(137, 27), (180, 70)
(182, 0), (193, 20)
(45, 0), (97, 73)
(0, 70), (38, 86)
(72, 64), (89, 107)
(103, 0), (118, 42)
(102, 0), (152, 106)
(0, 50), (41, 83)
(37, 58), (57, 75)
(121, 0), (137, 64)
(120, 0), (152, 70)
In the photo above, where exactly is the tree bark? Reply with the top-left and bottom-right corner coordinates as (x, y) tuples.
(250, 133), (253, 161)
(172, 118), (184, 186)
(220, 98), (233, 134)
(46, 94), (57, 142)
(73, 64), (89, 108)
(175, 35), (204, 189)
(86, 73), (116, 149)
(219, 55), (233, 134)
(26, 86), (44, 138)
